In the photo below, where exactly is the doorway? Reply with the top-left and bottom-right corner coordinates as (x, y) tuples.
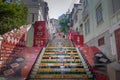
(115, 28), (120, 63)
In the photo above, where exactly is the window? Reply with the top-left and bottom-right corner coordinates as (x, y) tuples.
(85, 18), (90, 35)
(112, 0), (120, 14)
(75, 15), (78, 23)
(32, 14), (34, 22)
(96, 4), (103, 25)
(79, 24), (83, 34)
(80, 0), (84, 3)
(76, 27), (78, 32)
(32, 0), (38, 2)
(83, 0), (88, 8)
(98, 37), (105, 46)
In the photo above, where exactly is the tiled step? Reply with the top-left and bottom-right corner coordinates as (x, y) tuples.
(28, 47), (94, 80)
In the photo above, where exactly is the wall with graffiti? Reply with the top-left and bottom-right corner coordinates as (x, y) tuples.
(0, 26), (27, 70)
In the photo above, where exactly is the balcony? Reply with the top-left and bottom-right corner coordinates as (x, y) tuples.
(111, 9), (120, 25)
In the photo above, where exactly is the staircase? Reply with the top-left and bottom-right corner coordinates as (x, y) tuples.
(27, 38), (95, 80)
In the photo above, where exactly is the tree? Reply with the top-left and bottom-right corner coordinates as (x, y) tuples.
(59, 14), (70, 34)
(0, 1), (28, 35)
(59, 18), (68, 34)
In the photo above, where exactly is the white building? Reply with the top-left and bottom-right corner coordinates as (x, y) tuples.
(23, 0), (49, 24)
(49, 19), (60, 39)
(71, 3), (83, 34)
(82, 0), (120, 62)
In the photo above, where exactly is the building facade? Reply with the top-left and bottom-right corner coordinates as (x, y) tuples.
(3, 0), (49, 24)
(71, 3), (83, 34)
(23, 0), (49, 24)
(49, 18), (60, 39)
(82, 0), (120, 62)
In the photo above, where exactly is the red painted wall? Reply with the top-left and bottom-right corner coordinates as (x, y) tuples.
(0, 27), (27, 70)
(68, 31), (84, 47)
(34, 21), (48, 47)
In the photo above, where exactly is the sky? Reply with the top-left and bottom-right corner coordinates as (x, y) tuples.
(44, 0), (80, 19)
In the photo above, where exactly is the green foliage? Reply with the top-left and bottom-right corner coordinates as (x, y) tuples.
(59, 18), (68, 34)
(0, 1), (28, 35)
